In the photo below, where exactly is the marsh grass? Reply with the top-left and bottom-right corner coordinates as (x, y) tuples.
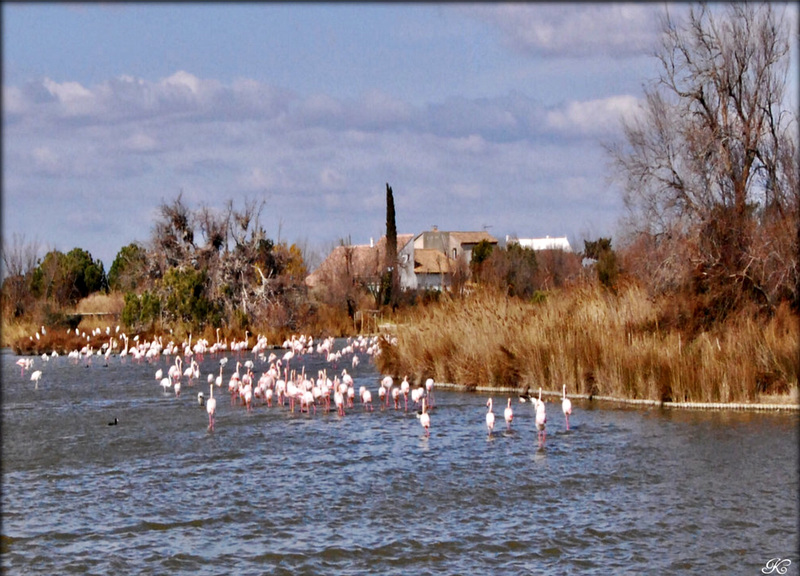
(377, 283), (799, 404)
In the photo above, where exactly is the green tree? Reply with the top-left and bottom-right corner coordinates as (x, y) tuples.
(63, 248), (107, 301)
(382, 183), (398, 308)
(470, 239), (495, 274)
(121, 290), (161, 331)
(474, 243), (539, 298)
(504, 243), (538, 297)
(161, 267), (216, 329)
(30, 250), (66, 302)
(108, 243), (148, 292)
(584, 238), (618, 289)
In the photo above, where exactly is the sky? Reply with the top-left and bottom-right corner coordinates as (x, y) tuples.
(3, 3), (798, 271)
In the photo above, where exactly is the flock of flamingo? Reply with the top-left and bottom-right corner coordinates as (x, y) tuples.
(15, 326), (576, 442)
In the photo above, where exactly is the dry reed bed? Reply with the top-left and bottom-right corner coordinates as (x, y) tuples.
(377, 284), (799, 405)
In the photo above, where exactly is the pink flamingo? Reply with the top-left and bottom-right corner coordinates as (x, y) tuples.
(378, 385), (386, 409)
(504, 397), (513, 430)
(425, 378), (435, 407)
(17, 358), (32, 376)
(535, 388), (547, 444)
(381, 376), (393, 408)
(400, 377), (410, 411)
(562, 384), (572, 430)
(486, 398), (495, 436)
(419, 398), (431, 436)
(360, 387), (373, 411)
(334, 389), (345, 416)
(168, 357), (183, 384)
(206, 382), (217, 430)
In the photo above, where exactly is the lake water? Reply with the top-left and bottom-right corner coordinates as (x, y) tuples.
(1, 344), (798, 575)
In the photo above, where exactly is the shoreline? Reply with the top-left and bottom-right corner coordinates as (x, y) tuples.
(431, 382), (800, 412)
(4, 346), (798, 412)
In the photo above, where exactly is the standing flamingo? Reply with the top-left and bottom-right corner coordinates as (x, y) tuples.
(334, 389), (345, 416)
(16, 358), (32, 376)
(400, 377), (410, 411)
(562, 384), (572, 430)
(168, 357), (182, 383)
(160, 377), (171, 393)
(419, 398), (431, 436)
(504, 397), (514, 430)
(360, 387), (374, 411)
(30, 370), (43, 389)
(535, 388), (547, 444)
(485, 398), (495, 437)
(206, 382), (217, 431)
(425, 377), (435, 407)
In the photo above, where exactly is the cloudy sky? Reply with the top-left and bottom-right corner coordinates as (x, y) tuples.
(3, 3), (798, 270)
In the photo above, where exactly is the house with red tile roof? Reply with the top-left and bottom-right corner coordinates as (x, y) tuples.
(306, 227), (498, 292)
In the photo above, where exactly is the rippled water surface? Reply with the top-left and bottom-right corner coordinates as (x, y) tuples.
(2, 345), (798, 575)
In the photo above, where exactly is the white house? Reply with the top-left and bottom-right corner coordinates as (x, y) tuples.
(399, 227), (498, 290)
(506, 235), (572, 252)
(306, 227), (500, 293)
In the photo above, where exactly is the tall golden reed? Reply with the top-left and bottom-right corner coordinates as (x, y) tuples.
(377, 283), (799, 404)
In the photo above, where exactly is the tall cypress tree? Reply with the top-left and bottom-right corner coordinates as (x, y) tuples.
(384, 183), (398, 307)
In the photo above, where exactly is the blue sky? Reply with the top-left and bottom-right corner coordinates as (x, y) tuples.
(3, 3), (798, 270)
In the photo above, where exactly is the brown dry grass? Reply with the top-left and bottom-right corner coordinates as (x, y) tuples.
(377, 283), (799, 404)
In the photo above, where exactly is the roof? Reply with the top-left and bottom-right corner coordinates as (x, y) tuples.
(448, 231), (498, 245)
(413, 249), (453, 274)
(305, 234), (414, 288)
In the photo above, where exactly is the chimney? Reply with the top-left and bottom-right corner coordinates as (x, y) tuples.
(370, 237), (374, 248)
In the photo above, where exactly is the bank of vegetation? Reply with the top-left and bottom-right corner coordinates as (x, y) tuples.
(376, 283), (798, 405)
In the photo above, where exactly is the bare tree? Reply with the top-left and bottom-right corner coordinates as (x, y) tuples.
(153, 191), (195, 267)
(1, 234), (41, 317)
(609, 2), (798, 312)
(1, 233), (40, 281)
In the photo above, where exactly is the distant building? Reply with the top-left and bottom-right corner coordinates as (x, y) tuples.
(399, 227), (498, 290)
(506, 235), (572, 252)
(305, 234), (414, 290)
(307, 227), (499, 292)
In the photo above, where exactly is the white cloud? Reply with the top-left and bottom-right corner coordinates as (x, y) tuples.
(2, 85), (27, 116)
(451, 183), (482, 200)
(10, 71), (629, 146)
(42, 77), (93, 101)
(320, 167), (346, 190)
(545, 95), (641, 137)
(4, 69), (633, 264)
(161, 70), (202, 95)
(41, 77), (96, 116)
(122, 132), (160, 153)
(31, 146), (62, 174)
(239, 166), (283, 192)
(466, 4), (665, 58)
